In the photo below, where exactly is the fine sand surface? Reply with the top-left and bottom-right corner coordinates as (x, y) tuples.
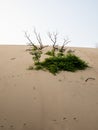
(0, 45), (98, 130)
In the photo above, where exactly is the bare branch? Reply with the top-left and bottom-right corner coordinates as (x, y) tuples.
(48, 32), (58, 50)
(34, 28), (47, 50)
(60, 37), (70, 52)
(25, 31), (38, 49)
(25, 29), (48, 50)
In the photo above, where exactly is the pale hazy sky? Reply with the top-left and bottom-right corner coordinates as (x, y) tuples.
(0, 0), (98, 47)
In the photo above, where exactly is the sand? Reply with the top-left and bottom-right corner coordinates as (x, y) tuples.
(0, 45), (98, 130)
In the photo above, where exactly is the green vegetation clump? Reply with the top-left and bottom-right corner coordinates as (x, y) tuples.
(45, 49), (55, 56)
(29, 48), (42, 64)
(32, 53), (88, 75)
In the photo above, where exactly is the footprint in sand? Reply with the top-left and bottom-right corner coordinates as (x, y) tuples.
(73, 117), (77, 120)
(58, 79), (62, 82)
(33, 86), (36, 90)
(52, 119), (57, 122)
(22, 122), (33, 130)
(73, 117), (78, 121)
(32, 86), (37, 101)
(10, 58), (16, 60)
(10, 125), (14, 129)
(33, 97), (37, 100)
(14, 84), (16, 87)
(12, 75), (15, 78)
(23, 123), (27, 126)
(0, 125), (4, 128)
(63, 117), (67, 120)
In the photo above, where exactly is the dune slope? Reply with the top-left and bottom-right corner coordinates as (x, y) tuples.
(0, 45), (98, 130)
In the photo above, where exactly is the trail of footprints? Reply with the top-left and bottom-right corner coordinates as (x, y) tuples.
(0, 116), (78, 129)
(52, 116), (78, 122)
(0, 122), (30, 129)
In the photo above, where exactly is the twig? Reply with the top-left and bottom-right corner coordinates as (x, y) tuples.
(34, 28), (48, 50)
(60, 37), (70, 52)
(48, 32), (58, 50)
(25, 32), (38, 49)
(85, 77), (95, 82)
(34, 28), (43, 49)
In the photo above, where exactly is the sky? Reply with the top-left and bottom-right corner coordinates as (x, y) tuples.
(0, 0), (98, 47)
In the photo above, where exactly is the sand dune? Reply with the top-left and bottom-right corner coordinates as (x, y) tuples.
(0, 45), (98, 130)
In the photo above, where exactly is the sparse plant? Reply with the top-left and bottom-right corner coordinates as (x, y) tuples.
(26, 29), (89, 75)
